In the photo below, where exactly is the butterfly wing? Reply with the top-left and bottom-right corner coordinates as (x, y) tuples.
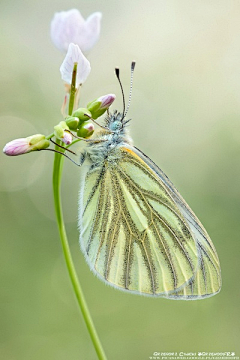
(125, 145), (222, 299)
(78, 145), (221, 299)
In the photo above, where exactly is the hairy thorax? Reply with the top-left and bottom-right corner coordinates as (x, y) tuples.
(85, 112), (133, 166)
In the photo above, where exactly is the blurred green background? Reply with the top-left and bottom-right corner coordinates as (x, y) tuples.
(1, 0), (240, 359)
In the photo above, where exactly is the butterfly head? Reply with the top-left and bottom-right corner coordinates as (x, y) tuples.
(104, 110), (131, 137)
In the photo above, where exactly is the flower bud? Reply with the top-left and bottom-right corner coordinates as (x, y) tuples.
(3, 134), (50, 156)
(62, 131), (72, 145)
(87, 94), (116, 119)
(77, 121), (94, 138)
(72, 108), (92, 123)
(54, 121), (73, 145)
(65, 116), (79, 130)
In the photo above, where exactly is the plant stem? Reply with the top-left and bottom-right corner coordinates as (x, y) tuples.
(68, 62), (77, 116)
(46, 132), (54, 140)
(52, 141), (107, 360)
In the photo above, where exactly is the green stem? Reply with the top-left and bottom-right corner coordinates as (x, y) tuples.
(69, 63), (78, 116)
(52, 142), (107, 360)
(46, 132), (54, 140)
(46, 63), (77, 142)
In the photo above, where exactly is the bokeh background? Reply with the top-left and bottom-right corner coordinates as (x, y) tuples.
(1, 0), (240, 359)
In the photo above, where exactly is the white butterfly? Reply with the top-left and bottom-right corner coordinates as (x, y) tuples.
(78, 65), (221, 300)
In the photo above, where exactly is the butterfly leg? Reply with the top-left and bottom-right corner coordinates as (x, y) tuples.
(79, 151), (86, 166)
(65, 130), (106, 143)
(50, 138), (77, 155)
(41, 148), (84, 167)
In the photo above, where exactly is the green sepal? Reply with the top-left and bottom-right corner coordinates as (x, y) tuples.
(32, 139), (50, 150)
(72, 108), (92, 123)
(65, 116), (79, 130)
(54, 121), (69, 139)
(87, 99), (105, 119)
(28, 134), (50, 150)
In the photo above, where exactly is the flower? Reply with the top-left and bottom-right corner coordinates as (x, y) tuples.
(51, 9), (102, 53)
(87, 94), (116, 119)
(60, 43), (91, 87)
(3, 135), (50, 156)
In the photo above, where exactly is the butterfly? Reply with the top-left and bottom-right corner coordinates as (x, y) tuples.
(78, 63), (221, 300)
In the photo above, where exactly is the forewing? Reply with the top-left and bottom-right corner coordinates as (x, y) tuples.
(78, 146), (212, 298)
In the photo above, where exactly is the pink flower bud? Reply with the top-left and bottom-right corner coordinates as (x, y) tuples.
(62, 131), (72, 145)
(3, 138), (31, 156)
(98, 94), (116, 109)
(3, 135), (50, 156)
(87, 94), (116, 119)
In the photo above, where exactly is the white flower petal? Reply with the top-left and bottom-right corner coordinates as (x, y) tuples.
(51, 9), (102, 53)
(51, 9), (84, 52)
(80, 12), (102, 52)
(60, 43), (91, 86)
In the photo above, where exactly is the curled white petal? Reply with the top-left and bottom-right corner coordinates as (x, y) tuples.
(81, 12), (102, 52)
(51, 9), (102, 53)
(60, 43), (91, 86)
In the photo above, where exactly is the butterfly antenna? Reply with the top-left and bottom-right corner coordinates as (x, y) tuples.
(115, 68), (126, 119)
(124, 61), (136, 119)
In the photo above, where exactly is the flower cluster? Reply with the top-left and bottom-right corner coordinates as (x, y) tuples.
(3, 9), (115, 157)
